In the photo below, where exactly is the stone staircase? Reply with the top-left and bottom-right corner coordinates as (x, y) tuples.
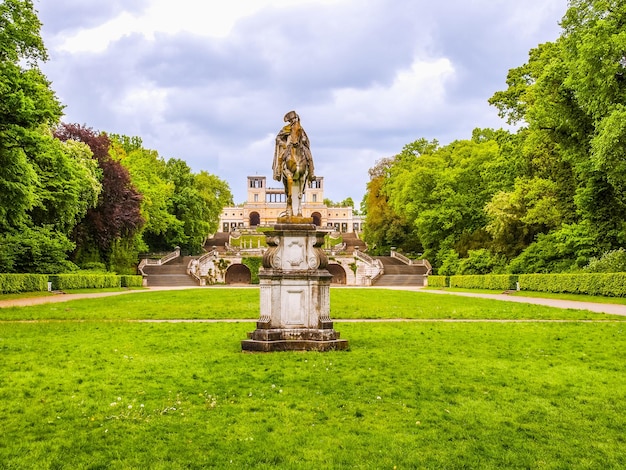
(204, 232), (230, 253)
(342, 232), (367, 251)
(373, 256), (427, 287)
(141, 256), (199, 287)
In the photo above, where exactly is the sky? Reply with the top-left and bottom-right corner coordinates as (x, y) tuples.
(36, 0), (569, 205)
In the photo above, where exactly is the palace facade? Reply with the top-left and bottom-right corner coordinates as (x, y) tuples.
(219, 176), (364, 233)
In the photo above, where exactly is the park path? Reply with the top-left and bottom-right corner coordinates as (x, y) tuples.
(1, 285), (626, 317)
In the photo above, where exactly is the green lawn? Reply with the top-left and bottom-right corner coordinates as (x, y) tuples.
(1, 289), (625, 468)
(1, 288), (623, 321)
(426, 286), (626, 305)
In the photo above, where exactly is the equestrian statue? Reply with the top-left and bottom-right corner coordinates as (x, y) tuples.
(272, 111), (315, 219)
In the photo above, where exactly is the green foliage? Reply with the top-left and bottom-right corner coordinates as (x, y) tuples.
(362, 157), (419, 255)
(426, 275), (448, 287)
(507, 222), (596, 274)
(0, 273), (48, 293)
(519, 272), (626, 297)
(49, 274), (121, 291)
(108, 237), (141, 275)
(457, 249), (503, 275)
(363, 2), (626, 275)
(378, 136), (509, 265)
(437, 249), (460, 276)
(583, 248), (626, 273)
(0, 226), (78, 273)
(119, 275), (143, 288)
(450, 274), (518, 291)
(242, 256), (262, 284)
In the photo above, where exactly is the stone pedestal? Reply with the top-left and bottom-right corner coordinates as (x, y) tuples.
(242, 223), (348, 352)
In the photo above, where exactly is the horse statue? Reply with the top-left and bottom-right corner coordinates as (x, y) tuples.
(272, 111), (315, 218)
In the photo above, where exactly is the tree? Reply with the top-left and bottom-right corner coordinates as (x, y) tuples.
(54, 124), (144, 267)
(160, 158), (232, 254)
(489, 0), (626, 260)
(0, 0), (63, 231)
(384, 138), (502, 265)
(362, 157), (419, 255)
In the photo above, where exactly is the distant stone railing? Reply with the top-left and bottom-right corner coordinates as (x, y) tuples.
(390, 250), (432, 274)
(138, 246), (180, 275)
(187, 248), (218, 286)
(353, 248), (384, 285)
(353, 248), (375, 266)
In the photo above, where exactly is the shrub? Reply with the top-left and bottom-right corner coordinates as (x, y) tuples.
(427, 276), (448, 287)
(583, 249), (626, 273)
(50, 274), (121, 290)
(450, 274), (518, 291)
(458, 249), (500, 275)
(0, 274), (49, 294)
(120, 275), (143, 288)
(242, 257), (262, 284)
(518, 273), (626, 297)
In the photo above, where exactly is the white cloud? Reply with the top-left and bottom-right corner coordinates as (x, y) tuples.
(39, 0), (569, 204)
(56, 0), (347, 52)
(328, 58), (455, 129)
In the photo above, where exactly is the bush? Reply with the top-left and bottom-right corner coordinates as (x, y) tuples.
(120, 275), (143, 288)
(50, 274), (121, 291)
(0, 274), (49, 294)
(458, 249), (500, 275)
(78, 262), (108, 272)
(0, 227), (78, 274)
(518, 273), (626, 297)
(450, 274), (518, 291)
(242, 257), (262, 284)
(583, 249), (626, 273)
(427, 276), (448, 287)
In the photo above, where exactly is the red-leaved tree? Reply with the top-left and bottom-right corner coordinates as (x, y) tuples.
(54, 123), (144, 265)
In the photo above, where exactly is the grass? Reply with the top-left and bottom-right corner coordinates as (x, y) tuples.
(426, 287), (626, 305)
(1, 288), (623, 322)
(1, 288), (626, 468)
(0, 291), (54, 301)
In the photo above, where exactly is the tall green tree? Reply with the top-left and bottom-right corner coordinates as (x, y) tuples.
(362, 157), (418, 255)
(0, 0), (63, 231)
(0, 0), (95, 273)
(489, 0), (626, 260)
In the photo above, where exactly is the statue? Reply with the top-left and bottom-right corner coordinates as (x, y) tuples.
(272, 111), (315, 218)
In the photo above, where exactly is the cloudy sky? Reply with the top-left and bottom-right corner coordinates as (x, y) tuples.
(36, 0), (568, 204)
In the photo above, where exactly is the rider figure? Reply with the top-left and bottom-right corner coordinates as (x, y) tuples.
(273, 111), (314, 182)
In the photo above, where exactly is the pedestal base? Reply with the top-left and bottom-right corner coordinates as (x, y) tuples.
(242, 223), (348, 353)
(242, 328), (349, 352)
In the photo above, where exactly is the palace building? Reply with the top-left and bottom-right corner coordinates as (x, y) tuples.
(219, 176), (364, 233)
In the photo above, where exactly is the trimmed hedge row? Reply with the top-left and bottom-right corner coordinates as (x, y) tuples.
(120, 275), (144, 288)
(518, 273), (626, 297)
(449, 274), (518, 291)
(426, 275), (448, 287)
(426, 272), (626, 297)
(0, 274), (49, 294)
(0, 274), (144, 293)
(50, 274), (123, 290)
(52, 274), (144, 290)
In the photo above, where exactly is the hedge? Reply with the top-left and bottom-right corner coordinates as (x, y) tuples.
(242, 257), (263, 284)
(449, 274), (518, 291)
(426, 276), (448, 287)
(120, 275), (143, 288)
(518, 273), (626, 297)
(0, 274), (49, 294)
(49, 274), (122, 291)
